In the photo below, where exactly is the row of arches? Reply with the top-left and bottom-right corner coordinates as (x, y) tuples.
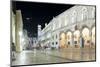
(59, 27), (95, 48)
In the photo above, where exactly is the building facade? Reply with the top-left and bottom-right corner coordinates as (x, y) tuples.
(32, 37), (38, 48)
(12, 10), (24, 52)
(23, 29), (29, 50)
(38, 5), (96, 49)
(12, 12), (15, 45)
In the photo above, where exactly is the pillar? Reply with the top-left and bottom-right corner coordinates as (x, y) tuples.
(89, 30), (92, 48)
(80, 32), (83, 48)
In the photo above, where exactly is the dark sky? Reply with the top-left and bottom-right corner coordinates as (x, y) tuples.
(12, 1), (74, 37)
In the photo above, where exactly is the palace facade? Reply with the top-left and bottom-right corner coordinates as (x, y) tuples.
(38, 5), (96, 49)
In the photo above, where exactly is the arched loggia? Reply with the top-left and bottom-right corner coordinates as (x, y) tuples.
(59, 32), (66, 48)
(66, 31), (72, 47)
(82, 27), (90, 47)
(73, 30), (80, 48)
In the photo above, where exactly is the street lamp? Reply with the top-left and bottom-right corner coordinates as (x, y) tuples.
(19, 31), (22, 36)
(22, 38), (24, 42)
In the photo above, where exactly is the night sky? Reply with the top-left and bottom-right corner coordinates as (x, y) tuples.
(12, 1), (74, 37)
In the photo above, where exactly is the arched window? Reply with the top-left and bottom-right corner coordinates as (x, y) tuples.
(82, 27), (90, 47)
(82, 7), (88, 20)
(65, 16), (68, 26)
(92, 7), (95, 19)
(58, 18), (61, 28)
(61, 17), (64, 27)
(60, 32), (66, 48)
(66, 31), (72, 45)
(53, 21), (55, 30)
(63, 17), (67, 26)
(72, 11), (76, 23)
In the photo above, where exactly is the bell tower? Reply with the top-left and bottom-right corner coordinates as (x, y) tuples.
(37, 25), (41, 40)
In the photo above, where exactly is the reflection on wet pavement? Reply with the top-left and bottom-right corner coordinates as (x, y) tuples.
(12, 48), (95, 66)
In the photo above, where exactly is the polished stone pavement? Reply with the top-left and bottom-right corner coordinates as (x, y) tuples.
(12, 48), (95, 66)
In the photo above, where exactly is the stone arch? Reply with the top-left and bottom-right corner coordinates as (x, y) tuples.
(73, 30), (80, 48)
(59, 32), (66, 48)
(66, 31), (73, 47)
(80, 25), (90, 32)
(65, 29), (73, 34)
(91, 23), (96, 30)
(82, 27), (90, 47)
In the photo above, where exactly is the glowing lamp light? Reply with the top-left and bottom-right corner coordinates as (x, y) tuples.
(19, 31), (22, 36)
(82, 28), (89, 37)
(22, 38), (24, 42)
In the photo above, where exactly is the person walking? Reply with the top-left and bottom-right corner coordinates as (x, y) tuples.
(12, 42), (16, 60)
(82, 37), (84, 48)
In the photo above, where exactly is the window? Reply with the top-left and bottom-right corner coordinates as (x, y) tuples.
(65, 17), (67, 26)
(82, 7), (87, 20)
(56, 34), (57, 39)
(68, 41), (70, 45)
(53, 22), (55, 30)
(35, 41), (36, 43)
(59, 17), (65, 27)
(52, 36), (54, 40)
(67, 36), (70, 39)
(72, 11), (76, 23)
(74, 41), (77, 44)
(56, 42), (58, 44)
(92, 7), (95, 19)
(87, 40), (90, 43)
(52, 42), (54, 45)
(59, 19), (61, 28)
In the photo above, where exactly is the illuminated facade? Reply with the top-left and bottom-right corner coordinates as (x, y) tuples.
(38, 5), (96, 49)
(23, 29), (29, 50)
(32, 37), (38, 48)
(12, 10), (23, 52)
(15, 10), (24, 52)
(12, 12), (15, 44)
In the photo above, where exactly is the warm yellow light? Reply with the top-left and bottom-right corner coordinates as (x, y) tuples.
(92, 27), (95, 35)
(60, 32), (66, 48)
(82, 27), (90, 44)
(22, 38), (24, 42)
(74, 30), (80, 37)
(61, 33), (65, 39)
(74, 30), (80, 41)
(92, 27), (95, 43)
(82, 28), (89, 38)
(19, 31), (22, 36)
(66, 32), (72, 39)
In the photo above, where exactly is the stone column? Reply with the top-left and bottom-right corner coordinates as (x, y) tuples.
(80, 31), (83, 48)
(89, 29), (92, 60)
(89, 30), (92, 48)
(71, 34), (74, 48)
(15, 10), (23, 52)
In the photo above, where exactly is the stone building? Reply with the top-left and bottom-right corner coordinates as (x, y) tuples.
(23, 29), (29, 50)
(32, 37), (38, 48)
(38, 5), (96, 49)
(12, 10), (23, 52)
(12, 12), (15, 45)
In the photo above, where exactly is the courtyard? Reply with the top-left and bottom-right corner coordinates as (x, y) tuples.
(12, 47), (95, 66)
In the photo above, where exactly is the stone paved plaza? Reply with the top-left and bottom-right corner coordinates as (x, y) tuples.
(12, 48), (95, 66)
